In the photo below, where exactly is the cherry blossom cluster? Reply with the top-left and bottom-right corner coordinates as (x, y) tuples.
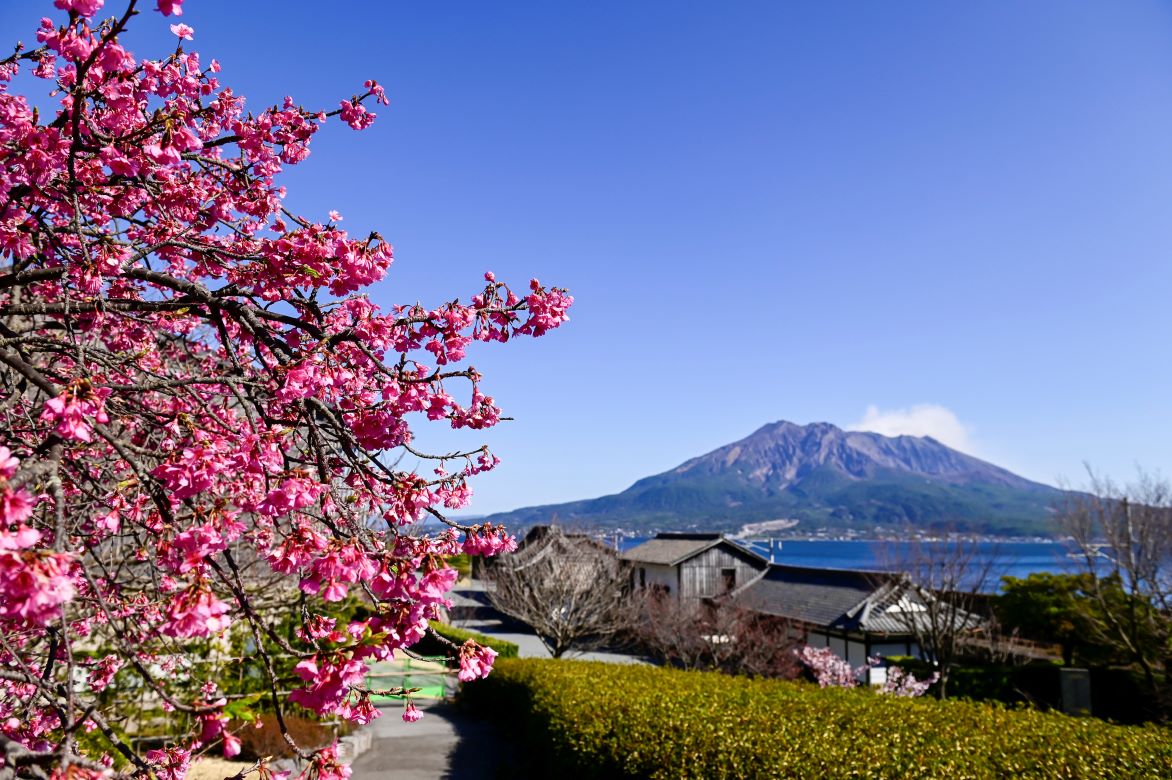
(796, 646), (938, 697)
(797, 645), (863, 688)
(0, 1), (570, 777)
(880, 665), (939, 698)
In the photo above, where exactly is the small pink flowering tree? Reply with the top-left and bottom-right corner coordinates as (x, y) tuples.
(0, 1), (571, 778)
(796, 646), (938, 697)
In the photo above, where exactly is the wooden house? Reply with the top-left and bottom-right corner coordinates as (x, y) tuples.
(620, 532), (769, 601)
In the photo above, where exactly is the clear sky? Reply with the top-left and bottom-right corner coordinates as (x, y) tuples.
(6, 1), (1172, 514)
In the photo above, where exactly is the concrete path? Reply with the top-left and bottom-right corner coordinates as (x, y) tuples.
(347, 580), (650, 779)
(347, 701), (515, 780)
(454, 619), (648, 664)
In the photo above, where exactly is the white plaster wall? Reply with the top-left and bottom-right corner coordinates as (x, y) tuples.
(636, 563), (678, 595)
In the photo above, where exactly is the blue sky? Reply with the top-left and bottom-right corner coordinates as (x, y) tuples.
(7, 1), (1172, 514)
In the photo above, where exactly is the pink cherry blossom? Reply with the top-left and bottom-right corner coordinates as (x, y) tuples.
(463, 524), (517, 557)
(401, 701), (423, 723)
(364, 79), (389, 106)
(85, 655), (124, 693)
(38, 390), (110, 443)
(880, 666), (939, 697)
(0, 543), (76, 625)
(161, 585), (231, 638)
(0, 447), (18, 479)
(222, 733), (242, 758)
(307, 744), (350, 780)
(54, 0), (105, 17)
(797, 646), (935, 697)
(160, 525), (227, 574)
(339, 99), (375, 130)
(145, 746), (190, 780)
(0, 0), (569, 770)
(798, 645), (860, 688)
(0, 488), (34, 525)
(457, 640), (498, 683)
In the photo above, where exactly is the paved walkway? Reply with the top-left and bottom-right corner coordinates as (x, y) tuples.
(348, 579), (648, 779)
(347, 701), (515, 780)
(454, 620), (648, 663)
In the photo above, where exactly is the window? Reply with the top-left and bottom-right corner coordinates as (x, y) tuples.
(639, 567), (646, 588)
(721, 567), (736, 593)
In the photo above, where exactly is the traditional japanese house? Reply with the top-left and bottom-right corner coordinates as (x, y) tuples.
(620, 532), (769, 600)
(734, 563), (980, 663)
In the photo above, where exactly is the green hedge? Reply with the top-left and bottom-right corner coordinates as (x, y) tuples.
(410, 621), (519, 660)
(460, 658), (1172, 779)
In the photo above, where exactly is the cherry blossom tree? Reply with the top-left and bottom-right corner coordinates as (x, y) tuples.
(796, 646), (937, 697)
(0, 2), (571, 778)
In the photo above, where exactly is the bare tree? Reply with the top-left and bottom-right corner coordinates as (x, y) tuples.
(877, 537), (992, 697)
(635, 591), (799, 678)
(1060, 469), (1172, 700)
(486, 527), (633, 658)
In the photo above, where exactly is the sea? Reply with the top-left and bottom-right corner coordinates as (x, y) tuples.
(616, 537), (1083, 593)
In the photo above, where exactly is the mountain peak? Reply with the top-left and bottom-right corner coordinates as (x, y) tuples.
(487, 419), (1064, 536)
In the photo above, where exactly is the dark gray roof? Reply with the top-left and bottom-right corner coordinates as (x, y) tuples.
(735, 564), (975, 636)
(620, 533), (768, 566)
(737, 565), (884, 628)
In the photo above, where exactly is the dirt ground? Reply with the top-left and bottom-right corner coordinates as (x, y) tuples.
(186, 758), (258, 780)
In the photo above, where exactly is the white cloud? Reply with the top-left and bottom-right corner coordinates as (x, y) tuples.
(847, 404), (974, 453)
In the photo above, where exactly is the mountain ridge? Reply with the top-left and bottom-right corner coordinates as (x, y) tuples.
(486, 420), (1065, 536)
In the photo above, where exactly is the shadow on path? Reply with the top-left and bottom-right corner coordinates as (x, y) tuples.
(348, 701), (519, 780)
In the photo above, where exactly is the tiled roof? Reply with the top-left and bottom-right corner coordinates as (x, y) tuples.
(738, 564), (886, 629)
(620, 534), (768, 566)
(738, 564), (981, 635)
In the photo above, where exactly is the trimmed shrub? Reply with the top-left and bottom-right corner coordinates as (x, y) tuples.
(411, 621), (520, 660)
(447, 553), (473, 578)
(461, 658), (1172, 779)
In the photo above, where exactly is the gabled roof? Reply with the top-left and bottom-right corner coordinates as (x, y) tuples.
(620, 533), (768, 567)
(843, 579), (932, 635)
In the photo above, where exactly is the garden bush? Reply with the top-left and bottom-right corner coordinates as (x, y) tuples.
(460, 658), (1172, 779)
